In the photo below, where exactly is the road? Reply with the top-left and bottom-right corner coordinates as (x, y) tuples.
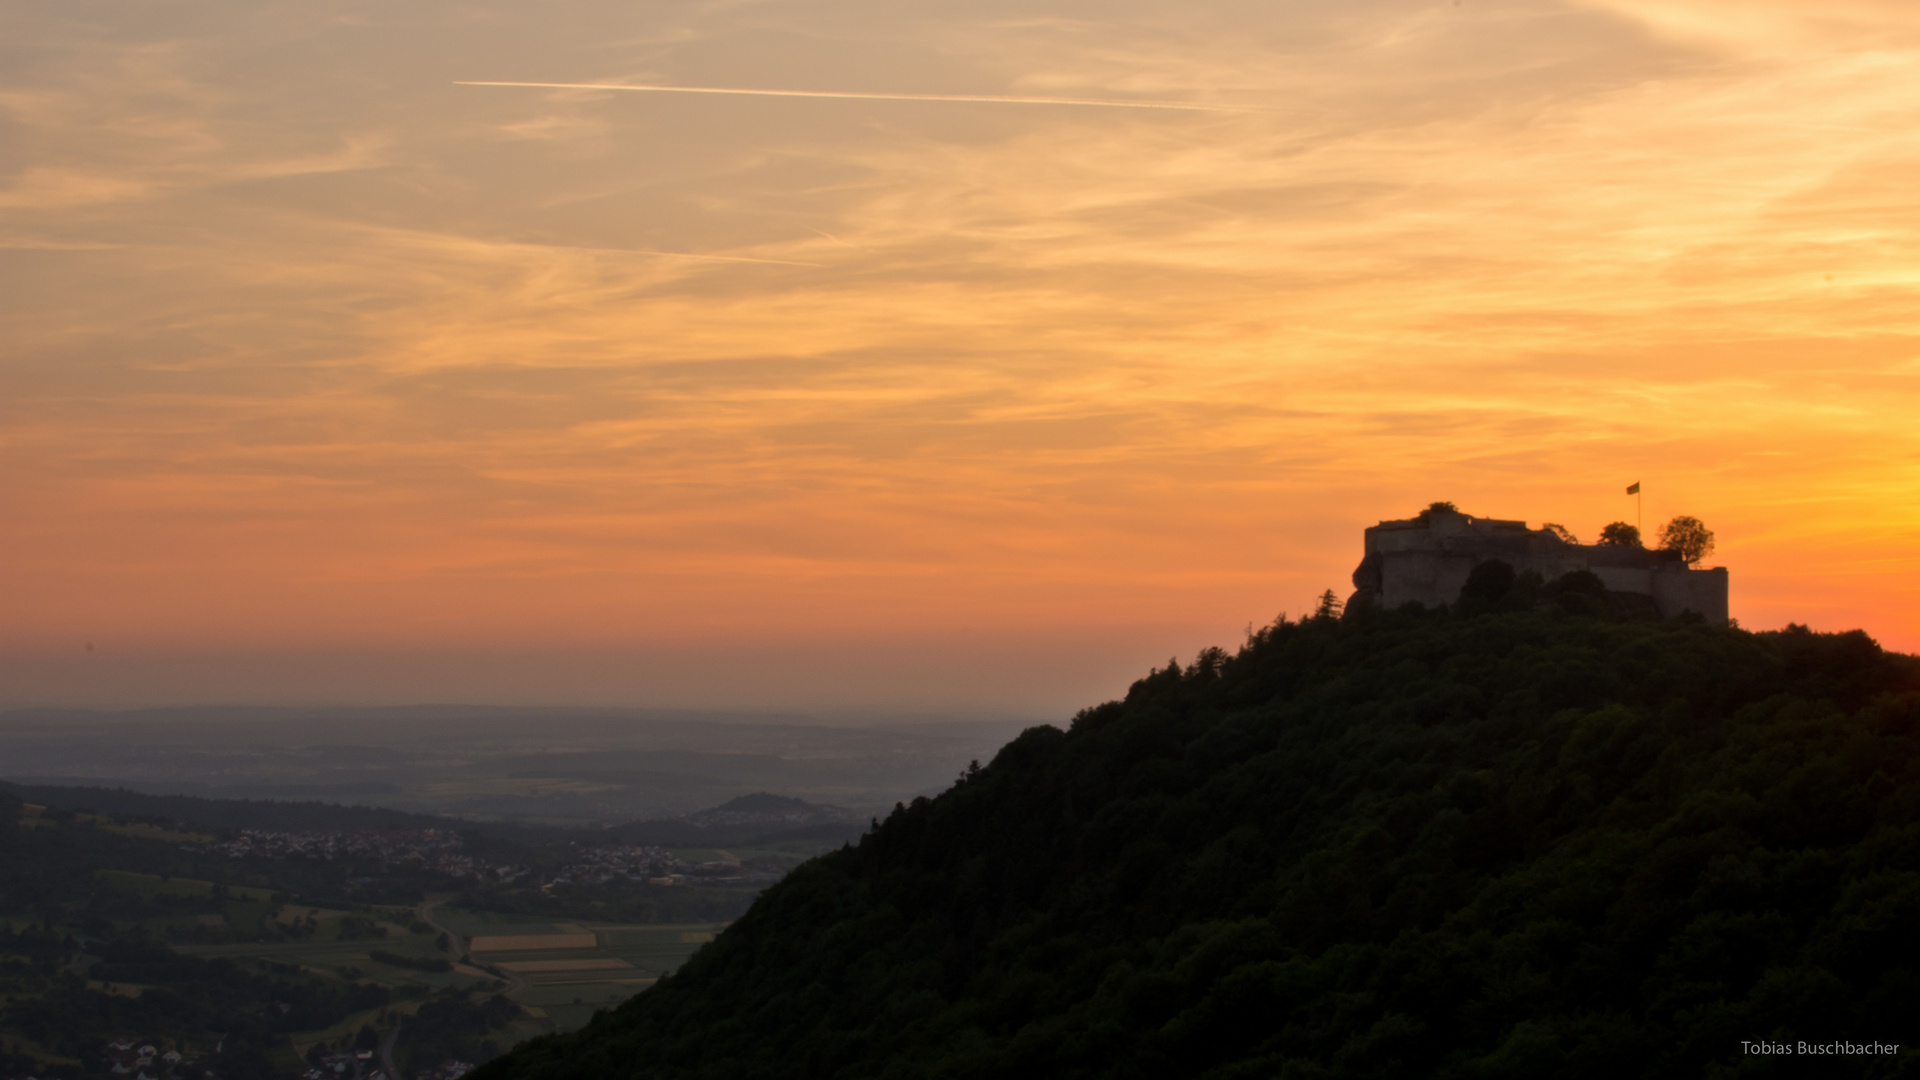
(377, 1022), (401, 1080)
(414, 896), (527, 997)
(412, 897), (462, 962)
(383, 898), (526, 1080)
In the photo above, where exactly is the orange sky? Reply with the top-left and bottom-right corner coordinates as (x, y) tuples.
(3, 0), (1917, 710)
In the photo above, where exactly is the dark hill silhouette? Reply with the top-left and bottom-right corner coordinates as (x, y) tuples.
(0, 782), (461, 834)
(0, 782), (615, 848)
(480, 610), (1920, 1080)
(606, 793), (862, 848)
(702, 792), (819, 816)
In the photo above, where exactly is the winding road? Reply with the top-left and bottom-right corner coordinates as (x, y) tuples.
(412, 897), (462, 962)
(414, 896), (528, 996)
(382, 897), (529, 1080)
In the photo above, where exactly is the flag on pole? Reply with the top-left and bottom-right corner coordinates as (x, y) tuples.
(1626, 482), (1640, 495)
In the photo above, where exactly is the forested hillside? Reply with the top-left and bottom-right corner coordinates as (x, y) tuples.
(481, 609), (1920, 1079)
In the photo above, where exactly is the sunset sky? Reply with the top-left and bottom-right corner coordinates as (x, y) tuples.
(3, 0), (1917, 712)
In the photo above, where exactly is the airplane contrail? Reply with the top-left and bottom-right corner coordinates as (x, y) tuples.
(454, 81), (1262, 113)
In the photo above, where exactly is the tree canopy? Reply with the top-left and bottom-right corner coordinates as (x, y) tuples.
(1598, 521), (1642, 547)
(1657, 515), (1716, 564)
(1312, 589), (1344, 620)
(1540, 522), (1578, 544)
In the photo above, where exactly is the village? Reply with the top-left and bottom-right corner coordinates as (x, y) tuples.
(98, 1035), (478, 1080)
(192, 829), (767, 888)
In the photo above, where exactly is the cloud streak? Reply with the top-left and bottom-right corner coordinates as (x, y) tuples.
(452, 81), (1269, 113)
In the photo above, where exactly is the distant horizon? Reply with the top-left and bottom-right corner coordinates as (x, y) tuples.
(0, 697), (1042, 821)
(2, 607), (1908, 714)
(0, 623), (1230, 713)
(0, 701), (1053, 727)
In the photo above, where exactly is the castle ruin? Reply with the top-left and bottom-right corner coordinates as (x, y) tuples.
(1347, 508), (1728, 622)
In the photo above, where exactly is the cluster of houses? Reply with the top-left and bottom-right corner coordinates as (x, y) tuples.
(200, 829), (467, 867)
(193, 828), (769, 893)
(301, 1048), (380, 1080)
(542, 843), (694, 887)
(102, 1038), (215, 1080)
(90, 1038), (474, 1080)
(295, 1046), (477, 1080)
(195, 829), (536, 883)
(537, 848), (786, 888)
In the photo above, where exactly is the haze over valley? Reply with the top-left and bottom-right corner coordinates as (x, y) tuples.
(0, 708), (1033, 823)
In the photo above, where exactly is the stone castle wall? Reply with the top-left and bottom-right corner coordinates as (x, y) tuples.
(1348, 509), (1728, 622)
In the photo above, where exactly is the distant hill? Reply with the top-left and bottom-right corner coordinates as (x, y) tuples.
(606, 793), (864, 848)
(481, 611), (1920, 1080)
(699, 792), (820, 817)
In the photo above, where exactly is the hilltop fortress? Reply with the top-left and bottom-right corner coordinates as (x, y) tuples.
(1348, 508), (1728, 622)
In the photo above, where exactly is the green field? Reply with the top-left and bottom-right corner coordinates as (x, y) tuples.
(95, 869), (276, 901)
(594, 925), (718, 972)
(431, 911), (570, 937)
(172, 900), (486, 998)
(512, 983), (643, 1033)
(165, 907), (731, 1035)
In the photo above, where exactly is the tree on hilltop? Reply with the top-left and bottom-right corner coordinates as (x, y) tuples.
(1598, 522), (1642, 547)
(1541, 522), (1578, 544)
(1657, 515), (1716, 564)
(1312, 589), (1344, 620)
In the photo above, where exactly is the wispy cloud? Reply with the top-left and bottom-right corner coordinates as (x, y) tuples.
(4, 0), (1919, 703)
(454, 80), (1271, 112)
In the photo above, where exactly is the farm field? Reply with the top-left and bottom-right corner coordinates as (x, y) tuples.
(456, 916), (728, 1030)
(159, 911), (719, 1056)
(172, 914), (481, 1004)
(95, 869), (276, 901)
